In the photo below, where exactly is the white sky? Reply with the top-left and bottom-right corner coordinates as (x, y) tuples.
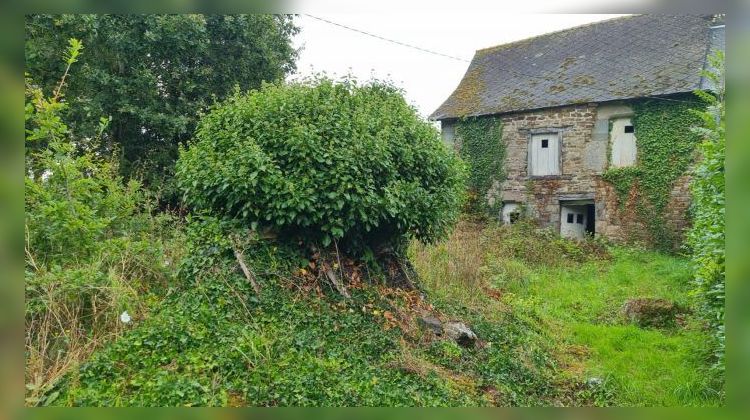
(291, 13), (629, 118)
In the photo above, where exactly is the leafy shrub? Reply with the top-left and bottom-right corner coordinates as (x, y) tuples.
(24, 39), (183, 405)
(688, 51), (725, 373)
(484, 221), (610, 267)
(175, 78), (466, 251)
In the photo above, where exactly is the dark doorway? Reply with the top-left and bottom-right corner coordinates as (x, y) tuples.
(585, 203), (596, 236)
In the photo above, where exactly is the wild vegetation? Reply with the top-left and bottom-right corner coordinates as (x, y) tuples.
(410, 220), (723, 406)
(454, 116), (505, 214)
(25, 14), (299, 199)
(687, 51), (725, 375)
(602, 95), (705, 250)
(42, 217), (565, 406)
(24, 19), (725, 407)
(39, 215), (723, 406)
(24, 39), (185, 405)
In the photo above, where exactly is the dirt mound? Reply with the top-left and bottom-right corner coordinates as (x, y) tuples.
(621, 298), (687, 328)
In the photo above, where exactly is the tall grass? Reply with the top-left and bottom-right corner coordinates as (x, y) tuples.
(24, 212), (184, 405)
(408, 220), (490, 310)
(409, 219), (721, 406)
(409, 219), (609, 312)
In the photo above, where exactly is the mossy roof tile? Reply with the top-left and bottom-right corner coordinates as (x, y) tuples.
(431, 15), (723, 120)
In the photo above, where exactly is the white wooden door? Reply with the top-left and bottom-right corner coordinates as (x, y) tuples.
(530, 133), (560, 176)
(560, 205), (586, 240)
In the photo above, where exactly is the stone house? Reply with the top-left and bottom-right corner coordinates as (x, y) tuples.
(432, 14), (724, 243)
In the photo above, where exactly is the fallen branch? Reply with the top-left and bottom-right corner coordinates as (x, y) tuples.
(396, 258), (418, 291)
(333, 238), (345, 281)
(325, 268), (350, 299)
(232, 243), (261, 297)
(375, 247), (418, 290)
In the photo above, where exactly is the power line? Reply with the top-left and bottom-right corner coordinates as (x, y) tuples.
(303, 14), (471, 63)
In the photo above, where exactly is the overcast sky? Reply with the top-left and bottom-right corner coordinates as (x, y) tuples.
(290, 13), (629, 118)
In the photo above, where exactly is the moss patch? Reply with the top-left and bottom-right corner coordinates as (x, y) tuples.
(442, 64), (486, 117)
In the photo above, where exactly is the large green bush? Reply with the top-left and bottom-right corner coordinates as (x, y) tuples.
(176, 78), (466, 250)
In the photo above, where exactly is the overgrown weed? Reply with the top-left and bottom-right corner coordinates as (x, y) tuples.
(410, 218), (721, 406)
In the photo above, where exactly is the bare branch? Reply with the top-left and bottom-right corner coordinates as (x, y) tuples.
(325, 268), (350, 299)
(231, 242), (261, 297)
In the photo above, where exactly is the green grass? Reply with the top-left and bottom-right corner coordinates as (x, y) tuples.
(514, 249), (691, 323)
(410, 220), (723, 406)
(516, 248), (722, 406)
(41, 219), (722, 406)
(572, 324), (718, 406)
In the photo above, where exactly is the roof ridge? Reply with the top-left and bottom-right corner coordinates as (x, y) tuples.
(475, 14), (638, 55)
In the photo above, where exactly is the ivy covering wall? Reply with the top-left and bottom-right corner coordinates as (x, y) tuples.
(455, 116), (505, 215)
(602, 96), (705, 250)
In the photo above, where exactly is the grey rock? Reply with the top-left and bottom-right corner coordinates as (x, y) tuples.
(418, 316), (443, 336)
(443, 321), (478, 347)
(586, 377), (603, 387)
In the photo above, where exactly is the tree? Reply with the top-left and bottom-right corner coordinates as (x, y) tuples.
(175, 78), (466, 253)
(25, 14), (298, 197)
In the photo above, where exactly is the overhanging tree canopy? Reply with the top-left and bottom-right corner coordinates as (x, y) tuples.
(25, 14), (299, 192)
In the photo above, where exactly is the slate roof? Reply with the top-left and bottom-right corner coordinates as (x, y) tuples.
(431, 15), (721, 120)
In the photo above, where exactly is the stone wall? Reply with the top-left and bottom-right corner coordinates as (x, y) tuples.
(494, 103), (599, 234)
(470, 101), (693, 246)
(664, 174), (693, 244)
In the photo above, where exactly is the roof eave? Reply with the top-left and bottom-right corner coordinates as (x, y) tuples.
(431, 90), (703, 121)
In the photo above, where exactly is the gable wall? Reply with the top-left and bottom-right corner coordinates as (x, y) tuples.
(474, 101), (692, 246)
(489, 103), (599, 233)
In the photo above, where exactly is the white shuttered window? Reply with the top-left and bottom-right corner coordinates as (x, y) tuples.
(530, 133), (560, 176)
(610, 117), (637, 167)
